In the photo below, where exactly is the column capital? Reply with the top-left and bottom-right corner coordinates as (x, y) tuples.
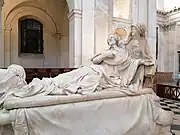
(68, 9), (82, 21)
(4, 27), (12, 31)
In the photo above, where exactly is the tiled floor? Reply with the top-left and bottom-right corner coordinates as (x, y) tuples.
(160, 98), (180, 135)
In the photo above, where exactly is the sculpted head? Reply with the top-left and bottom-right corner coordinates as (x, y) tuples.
(107, 34), (119, 46)
(130, 21), (146, 38)
(0, 64), (26, 94)
(7, 64), (26, 81)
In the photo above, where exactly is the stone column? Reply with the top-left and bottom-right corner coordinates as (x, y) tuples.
(176, 23), (180, 72)
(158, 25), (169, 72)
(132, 0), (156, 60)
(108, 0), (113, 34)
(138, 0), (148, 25)
(131, 0), (139, 22)
(68, 9), (82, 68)
(0, 0), (4, 68)
(4, 27), (12, 67)
(94, 0), (110, 54)
(169, 24), (177, 77)
(132, 0), (148, 24)
(81, 0), (95, 66)
(147, 0), (157, 60)
(157, 25), (164, 72)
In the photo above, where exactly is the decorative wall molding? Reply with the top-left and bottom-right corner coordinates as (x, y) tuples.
(112, 17), (132, 25)
(52, 33), (62, 40)
(68, 9), (82, 21)
(4, 27), (12, 31)
(157, 7), (180, 28)
(157, 10), (167, 16)
(158, 22), (176, 28)
(157, 7), (180, 16)
(5, 6), (57, 33)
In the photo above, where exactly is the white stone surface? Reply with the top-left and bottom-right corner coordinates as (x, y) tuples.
(157, 0), (164, 10)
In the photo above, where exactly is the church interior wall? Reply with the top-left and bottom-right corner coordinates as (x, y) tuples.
(3, 0), (69, 68)
(157, 9), (180, 78)
(0, 0), (157, 68)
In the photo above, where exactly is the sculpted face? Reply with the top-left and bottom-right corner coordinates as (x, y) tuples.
(131, 26), (139, 37)
(107, 35), (117, 46)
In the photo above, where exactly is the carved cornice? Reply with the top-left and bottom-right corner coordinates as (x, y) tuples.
(158, 22), (176, 28)
(157, 10), (167, 16)
(167, 7), (180, 14)
(157, 7), (180, 16)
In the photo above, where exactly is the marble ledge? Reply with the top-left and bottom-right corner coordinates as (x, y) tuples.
(19, 53), (45, 59)
(112, 17), (132, 25)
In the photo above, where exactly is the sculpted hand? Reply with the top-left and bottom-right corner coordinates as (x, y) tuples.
(91, 51), (115, 64)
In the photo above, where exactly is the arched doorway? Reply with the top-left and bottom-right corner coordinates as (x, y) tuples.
(4, 0), (70, 68)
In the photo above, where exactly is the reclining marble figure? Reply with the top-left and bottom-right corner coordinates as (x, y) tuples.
(0, 22), (174, 135)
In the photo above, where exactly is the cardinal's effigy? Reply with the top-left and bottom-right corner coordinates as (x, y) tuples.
(0, 22), (174, 135)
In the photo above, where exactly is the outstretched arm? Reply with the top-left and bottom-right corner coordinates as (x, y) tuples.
(91, 51), (115, 64)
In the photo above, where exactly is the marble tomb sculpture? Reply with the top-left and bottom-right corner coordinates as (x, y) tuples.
(0, 22), (174, 135)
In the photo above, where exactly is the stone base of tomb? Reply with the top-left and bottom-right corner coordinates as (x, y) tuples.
(0, 89), (174, 135)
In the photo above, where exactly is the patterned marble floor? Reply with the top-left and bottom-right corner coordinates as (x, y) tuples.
(160, 98), (180, 135)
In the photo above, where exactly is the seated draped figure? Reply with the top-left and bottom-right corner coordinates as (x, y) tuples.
(0, 22), (174, 135)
